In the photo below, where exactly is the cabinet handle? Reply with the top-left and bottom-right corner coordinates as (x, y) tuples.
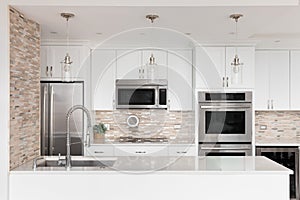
(177, 151), (187, 154)
(267, 100), (270, 109)
(271, 100), (274, 109)
(94, 151), (104, 154)
(46, 66), (49, 77)
(226, 77), (229, 87)
(222, 77), (225, 87)
(50, 66), (53, 77)
(135, 151), (146, 154)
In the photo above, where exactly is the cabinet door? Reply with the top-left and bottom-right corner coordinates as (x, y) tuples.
(116, 50), (142, 79)
(40, 46), (49, 78)
(92, 49), (116, 110)
(269, 51), (289, 110)
(168, 49), (193, 111)
(142, 50), (167, 79)
(194, 47), (225, 89)
(226, 47), (255, 88)
(291, 51), (300, 110)
(255, 51), (270, 110)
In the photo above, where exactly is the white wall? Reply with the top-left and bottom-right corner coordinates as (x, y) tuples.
(0, 1), (10, 200)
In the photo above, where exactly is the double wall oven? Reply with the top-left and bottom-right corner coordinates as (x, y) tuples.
(198, 91), (253, 156)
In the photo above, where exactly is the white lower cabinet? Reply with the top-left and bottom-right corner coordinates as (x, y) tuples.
(85, 145), (114, 157)
(114, 145), (168, 156)
(168, 145), (197, 156)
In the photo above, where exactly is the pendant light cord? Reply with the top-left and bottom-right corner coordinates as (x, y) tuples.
(66, 17), (70, 55)
(235, 18), (238, 55)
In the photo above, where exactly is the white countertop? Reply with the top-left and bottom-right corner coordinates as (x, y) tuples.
(256, 136), (300, 146)
(11, 156), (292, 175)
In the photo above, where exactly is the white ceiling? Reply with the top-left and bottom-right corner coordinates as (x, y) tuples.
(14, 5), (300, 48)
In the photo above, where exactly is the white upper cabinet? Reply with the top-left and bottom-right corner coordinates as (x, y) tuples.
(40, 45), (89, 79)
(255, 51), (269, 110)
(290, 51), (300, 110)
(255, 50), (290, 110)
(225, 47), (255, 89)
(195, 46), (255, 89)
(92, 49), (116, 110)
(116, 50), (142, 79)
(40, 46), (54, 78)
(142, 50), (168, 79)
(168, 49), (193, 111)
(195, 47), (225, 89)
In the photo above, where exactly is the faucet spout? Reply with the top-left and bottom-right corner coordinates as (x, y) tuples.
(66, 105), (92, 169)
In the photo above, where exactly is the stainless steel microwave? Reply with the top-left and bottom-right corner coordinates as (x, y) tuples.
(116, 79), (167, 109)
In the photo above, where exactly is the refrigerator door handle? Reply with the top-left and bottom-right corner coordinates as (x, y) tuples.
(41, 86), (48, 155)
(49, 86), (54, 155)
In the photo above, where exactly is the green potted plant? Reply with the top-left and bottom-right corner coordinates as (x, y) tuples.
(93, 123), (107, 140)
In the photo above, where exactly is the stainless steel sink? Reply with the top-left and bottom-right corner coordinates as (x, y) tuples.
(35, 157), (116, 168)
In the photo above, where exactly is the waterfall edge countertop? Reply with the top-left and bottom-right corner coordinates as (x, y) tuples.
(11, 156), (292, 175)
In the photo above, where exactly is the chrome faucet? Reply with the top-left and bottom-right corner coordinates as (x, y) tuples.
(66, 105), (92, 169)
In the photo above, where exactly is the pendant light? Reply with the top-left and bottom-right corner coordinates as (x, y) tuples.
(61, 13), (75, 82)
(230, 14), (243, 84)
(145, 14), (159, 80)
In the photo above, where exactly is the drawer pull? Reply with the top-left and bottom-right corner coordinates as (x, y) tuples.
(94, 151), (104, 154)
(177, 151), (187, 154)
(135, 151), (146, 154)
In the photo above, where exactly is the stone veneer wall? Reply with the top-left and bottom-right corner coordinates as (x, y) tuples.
(94, 110), (195, 143)
(10, 7), (40, 169)
(255, 111), (300, 138)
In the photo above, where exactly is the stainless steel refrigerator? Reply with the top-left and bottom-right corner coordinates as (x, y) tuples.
(41, 81), (84, 156)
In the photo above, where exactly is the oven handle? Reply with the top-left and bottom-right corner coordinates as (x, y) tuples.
(200, 105), (251, 109)
(200, 147), (252, 150)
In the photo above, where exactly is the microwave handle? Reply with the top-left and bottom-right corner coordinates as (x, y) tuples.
(200, 105), (251, 109)
(200, 147), (251, 150)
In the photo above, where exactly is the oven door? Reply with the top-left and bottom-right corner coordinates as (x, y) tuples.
(116, 86), (159, 109)
(199, 144), (252, 156)
(199, 103), (252, 143)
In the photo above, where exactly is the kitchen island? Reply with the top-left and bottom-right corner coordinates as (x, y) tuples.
(10, 156), (291, 200)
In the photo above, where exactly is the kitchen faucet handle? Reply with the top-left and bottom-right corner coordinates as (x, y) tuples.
(85, 130), (91, 147)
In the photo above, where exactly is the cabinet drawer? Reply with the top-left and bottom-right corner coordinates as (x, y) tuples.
(85, 145), (114, 156)
(114, 145), (168, 156)
(168, 145), (196, 156)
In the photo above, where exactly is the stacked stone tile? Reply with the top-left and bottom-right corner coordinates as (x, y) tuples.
(9, 7), (40, 169)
